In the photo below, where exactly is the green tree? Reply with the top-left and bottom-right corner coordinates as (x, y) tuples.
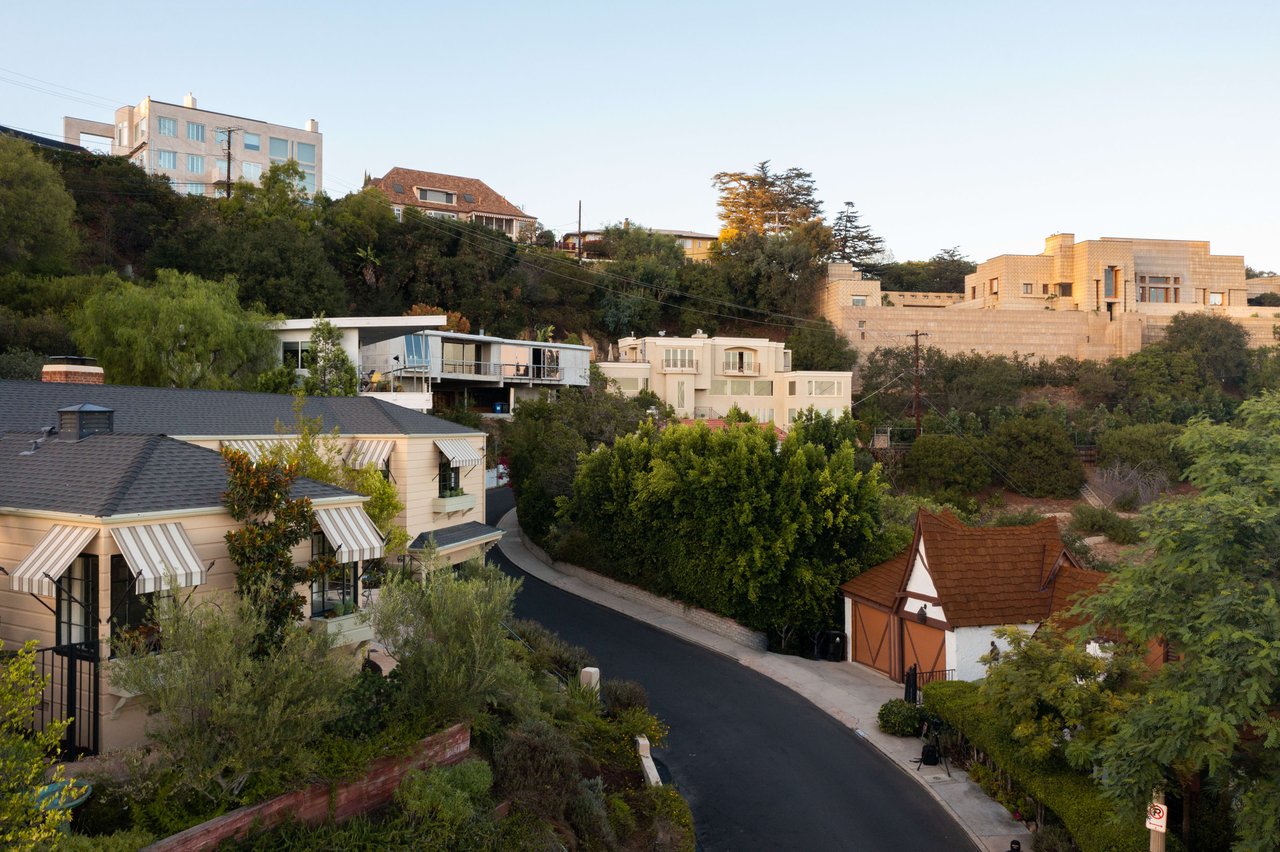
(301, 316), (358, 396)
(713, 219), (834, 318)
(902, 433), (991, 504)
(1, 640), (75, 847)
(222, 449), (327, 650)
(711, 160), (822, 235)
(828, 201), (887, 273)
(986, 414), (1084, 498)
(1096, 422), (1188, 480)
(0, 135), (79, 274)
(72, 270), (279, 389)
(1083, 394), (1280, 849)
(0, 347), (41, 380)
(878, 248), (976, 293)
(109, 591), (346, 808)
(1159, 312), (1251, 388)
(786, 320), (857, 371)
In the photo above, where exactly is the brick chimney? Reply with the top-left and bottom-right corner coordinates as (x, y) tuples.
(41, 356), (104, 385)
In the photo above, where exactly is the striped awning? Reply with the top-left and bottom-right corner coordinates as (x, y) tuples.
(220, 439), (284, 461)
(435, 438), (483, 468)
(110, 523), (206, 594)
(347, 439), (394, 470)
(7, 525), (97, 598)
(314, 505), (385, 563)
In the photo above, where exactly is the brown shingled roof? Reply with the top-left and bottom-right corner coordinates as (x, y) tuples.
(840, 510), (1107, 628)
(371, 167), (534, 220)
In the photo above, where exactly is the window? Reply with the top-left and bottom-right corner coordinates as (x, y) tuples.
(187, 122), (205, 142)
(1058, 283), (1072, 298)
(438, 457), (461, 497)
(788, 381), (796, 396)
(852, 295), (867, 306)
(157, 116), (177, 137)
(754, 381), (773, 396)
(1104, 267), (1116, 299)
(269, 136), (289, 162)
(989, 278), (999, 294)
(310, 531), (358, 617)
(1042, 283), (1049, 295)
(156, 149), (177, 169)
(1022, 283), (1033, 295)
(808, 380), (841, 396)
(474, 215), (513, 234)
(788, 409), (798, 423)
(242, 132), (261, 151)
(1209, 291), (1224, 306)
(392, 207), (402, 222)
(730, 379), (751, 395)
(723, 349), (755, 373)
(186, 154), (204, 173)
(241, 162), (263, 182)
(184, 182), (205, 196)
(295, 142), (315, 164)
(282, 341), (309, 369)
(710, 380), (728, 395)
(427, 210), (458, 220)
(614, 377), (640, 391)
(677, 381), (685, 409)
(135, 120), (146, 142)
(217, 159), (229, 178)
(110, 555), (156, 644)
(56, 555), (98, 646)
(215, 129), (228, 147)
(417, 188), (456, 205)
(662, 348), (695, 369)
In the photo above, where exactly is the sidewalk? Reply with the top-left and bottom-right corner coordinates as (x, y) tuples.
(496, 510), (1030, 852)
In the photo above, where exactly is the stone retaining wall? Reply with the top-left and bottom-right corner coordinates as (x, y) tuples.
(519, 531), (767, 652)
(144, 723), (470, 851)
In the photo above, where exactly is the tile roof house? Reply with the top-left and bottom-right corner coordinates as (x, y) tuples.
(369, 167), (536, 242)
(0, 380), (503, 567)
(0, 405), (384, 756)
(840, 509), (1106, 683)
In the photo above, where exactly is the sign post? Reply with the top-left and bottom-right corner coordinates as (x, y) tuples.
(1146, 794), (1167, 852)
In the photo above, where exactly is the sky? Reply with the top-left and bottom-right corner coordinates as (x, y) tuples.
(5, 1), (1279, 270)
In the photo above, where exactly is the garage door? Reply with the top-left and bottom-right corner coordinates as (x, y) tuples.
(901, 619), (945, 680)
(852, 601), (892, 677)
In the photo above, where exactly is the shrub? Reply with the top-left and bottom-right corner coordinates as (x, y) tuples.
(1069, 505), (1140, 546)
(642, 785), (696, 852)
(60, 829), (156, 851)
(509, 617), (597, 681)
(987, 508), (1046, 527)
(602, 679), (649, 714)
(923, 681), (1147, 852)
(877, 698), (926, 737)
(566, 777), (617, 851)
(902, 433), (991, 502)
(1032, 822), (1078, 852)
(395, 759), (492, 830)
(986, 415), (1085, 498)
(494, 719), (582, 822)
(1097, 423), (1187, 480)
(607, 794), (638, 841)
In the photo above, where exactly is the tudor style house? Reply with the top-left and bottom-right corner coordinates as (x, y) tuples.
(840, 510), (1105, 684)
(0, 404), (382, 755)
(369, 167), (536, 242)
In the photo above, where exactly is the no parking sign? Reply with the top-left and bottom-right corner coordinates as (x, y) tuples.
(1146, 800), (1168, 833)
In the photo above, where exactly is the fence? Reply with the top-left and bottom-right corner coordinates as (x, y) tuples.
(32, 641), (101, 758)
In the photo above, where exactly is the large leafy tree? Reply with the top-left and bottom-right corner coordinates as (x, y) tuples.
(711, 160), (822, 236)
(302, 316), (358, 396)
(878, 247), (976, 293)
(72, 269), (278, 389)
(0, 135), (79, 275)
(1159, 312), (1252, 388)
(1083, 393), (1280, 849)
(786, 320), (857, 371)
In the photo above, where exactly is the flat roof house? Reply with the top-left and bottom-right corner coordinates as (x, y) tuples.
(0, 405), (379, 755)
(369, 168), (536, 242)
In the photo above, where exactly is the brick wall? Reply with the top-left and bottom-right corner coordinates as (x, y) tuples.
(520, 532), (768, 652)
(144, 723), (470, 851)
(40, 365), (104, 384)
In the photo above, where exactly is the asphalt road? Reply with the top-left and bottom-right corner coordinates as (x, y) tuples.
(486, 489), (972, 852)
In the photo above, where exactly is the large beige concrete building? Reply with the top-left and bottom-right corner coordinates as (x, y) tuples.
(822, 235), (1277, 375)
(597, 333), (852, 429)
(64, 93), (322, 196)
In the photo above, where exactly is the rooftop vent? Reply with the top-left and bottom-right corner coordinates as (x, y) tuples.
(58, 404), (114, 441)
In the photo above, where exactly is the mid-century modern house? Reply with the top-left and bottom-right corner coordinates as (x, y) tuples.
(271, 317), (592, 414)
(0, 405), (384, 755)
(841, 510), (1105, 684)
(561, 226), (719, 263)
(597, 332), (853, 431)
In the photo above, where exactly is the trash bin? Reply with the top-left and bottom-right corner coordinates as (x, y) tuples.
(493, 402), (507, 414)
(826, 630), (847, 662)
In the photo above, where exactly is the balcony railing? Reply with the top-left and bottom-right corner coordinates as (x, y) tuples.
(440, 358), (502, 378)
(660, 360), (699, 373)
(720, 362), (760, 376)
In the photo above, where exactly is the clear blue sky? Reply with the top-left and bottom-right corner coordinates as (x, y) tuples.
(6, 1), (1278, 269)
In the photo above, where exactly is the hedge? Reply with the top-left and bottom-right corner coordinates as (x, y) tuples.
(922, 681), (1150, 852)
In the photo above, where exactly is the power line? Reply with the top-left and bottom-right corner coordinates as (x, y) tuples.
(0, 66), (123, 108)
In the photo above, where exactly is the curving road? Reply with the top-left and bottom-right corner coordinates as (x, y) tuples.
(487, 489), (972, 851)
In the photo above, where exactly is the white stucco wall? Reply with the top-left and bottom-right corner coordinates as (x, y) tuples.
(843, 596), (853, 662)
(954, 623), (1039, 681)
(903, 542), (946, 623)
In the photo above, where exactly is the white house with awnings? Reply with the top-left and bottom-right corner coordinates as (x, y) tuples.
(0, 405), (386, 755)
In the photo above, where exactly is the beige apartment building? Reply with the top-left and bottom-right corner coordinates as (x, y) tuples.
(822, 235), (1276, 372)
(597, 333), (853, 430)
(64, 93), (322, 195)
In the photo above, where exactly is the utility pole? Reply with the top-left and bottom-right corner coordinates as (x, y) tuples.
(215, 127), (239, 198)
(577, 200), (583, 262)
(910, 330), (929, 437)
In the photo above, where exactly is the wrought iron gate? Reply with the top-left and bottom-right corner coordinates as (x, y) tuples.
(32, 641), (101, 758)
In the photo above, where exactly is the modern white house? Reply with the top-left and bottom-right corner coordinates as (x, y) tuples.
(597, 332), (853, 431)
(271, 317), (592, 414)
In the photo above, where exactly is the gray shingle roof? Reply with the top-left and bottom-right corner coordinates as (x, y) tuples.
(0, 432), (350, 517)
(0, 381), (481, 438)
(410, 521), (503, 551)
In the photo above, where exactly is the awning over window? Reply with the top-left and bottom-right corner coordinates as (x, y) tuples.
(110, 523), (206, 594)
(435, 438), (483, 469)
(220, 439), (284, 461)
(314, 505), (385, 563)
(347, 439), (394, 470)
(7, 525), (97, 598)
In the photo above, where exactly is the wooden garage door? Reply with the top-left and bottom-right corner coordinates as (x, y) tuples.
(901, 619), (945, 680)
(852, 601), (892, 676)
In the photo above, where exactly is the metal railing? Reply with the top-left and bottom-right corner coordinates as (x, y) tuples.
(659, 359), (699, 373)
(719, 362), (761, 376)
(30, 641), (101, 758)
(903, 664), (954, 705)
